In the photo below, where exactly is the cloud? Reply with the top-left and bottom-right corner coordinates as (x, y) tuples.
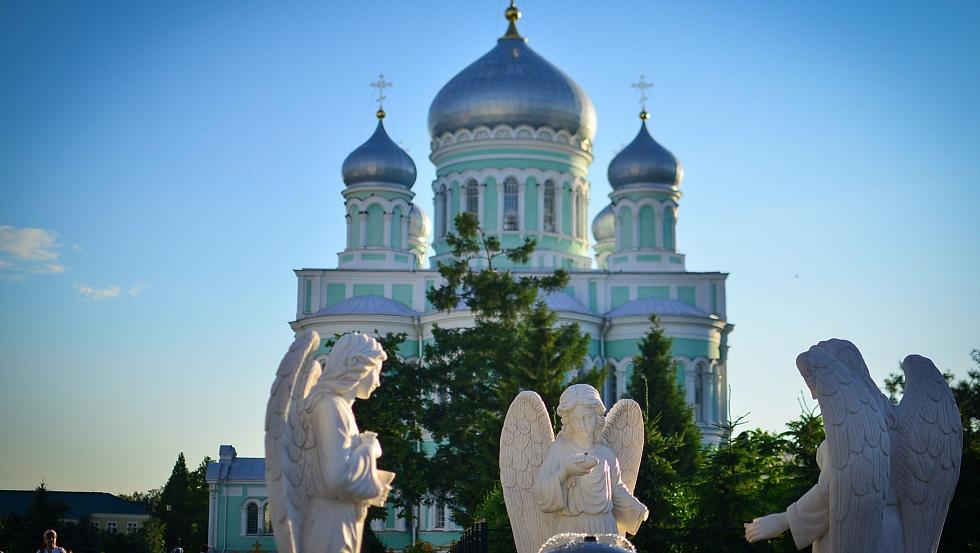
(27, 263), (67, 274)
(128, 282), (149, 296)
(74, 282), (122, 301)
(0, 225), (60, 260)
(0, 259), (13, 269)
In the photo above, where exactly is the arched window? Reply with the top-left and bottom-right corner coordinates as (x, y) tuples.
(503, 178), (519, 231)
(663, 207), (676, 251)
(573, 192), (581, 238)
(437, 184), (447, 237)
(618, 207), (633, 250)
(543, 181), (556, 232)
(466, 180), (479, 216)
(391, 205), (403, 250)
(347, 205), (360, 249)
(365, 204), (385, 247)
(246, 502), (259, 535)
(694, 362), (706, 422)
(639, 205), (656, 248)
(263, 503), (273, 534)
(604, 363), (617, 405)
(578, 191), (587, 239)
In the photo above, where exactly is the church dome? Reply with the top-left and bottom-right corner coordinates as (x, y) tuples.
(408, 204), (431, 243)
(608, 117), (681, 189)
(592, 203), (615, 242)
(427, 5), (596, 140)
(342, 117), (417, 188)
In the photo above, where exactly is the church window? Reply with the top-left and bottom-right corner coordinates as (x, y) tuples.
(263, 503), (273, 534)
(639, 205), (656, 248)
(694, 362), (705, 422)
(543, 181), (556, 232)
(366, 204), (385, 247)
(663, 207), (676, 251)
(437, 185), (447, 237)
(246, 502), (259, 535)
(435, 500), (446, 529)
(504, 178), (519, 231)
(618, 207), (634, 250)
(347, 206), (360, 249)
(466, 180), (479, 216)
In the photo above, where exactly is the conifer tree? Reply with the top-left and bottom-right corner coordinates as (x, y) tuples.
(627, 315), (701, 477)
(157, 453), (192, 550)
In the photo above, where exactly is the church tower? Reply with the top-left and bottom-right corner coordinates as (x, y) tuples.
(594, 86), (684, 271)
(339, 97), (430, 270)
(427, 4), (596, 269)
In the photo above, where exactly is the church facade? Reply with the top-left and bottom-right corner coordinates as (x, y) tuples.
(208, 4), (732, 551)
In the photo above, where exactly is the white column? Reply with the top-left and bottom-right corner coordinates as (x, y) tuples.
(208, 485), (217, 549)
(359, 211), (367, 247)
(384, 212), (393, 248)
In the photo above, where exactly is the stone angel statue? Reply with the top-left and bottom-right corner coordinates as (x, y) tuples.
(500, 384), (649, 553)
(264, 330), (395, 553)
(744, 339), (961, 553)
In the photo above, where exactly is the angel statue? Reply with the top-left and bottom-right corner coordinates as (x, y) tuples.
(264, 330), (395, 553)
(500, 384), (649, 553)
(744, 339), (962, 553)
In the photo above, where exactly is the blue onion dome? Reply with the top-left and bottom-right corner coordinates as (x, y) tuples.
(607, 114), (682, 189)
(427, 4), (596, 140)
(592, 203), (615, 242)
(341, 114), (417, 188)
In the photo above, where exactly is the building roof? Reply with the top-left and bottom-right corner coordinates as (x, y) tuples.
(541, 291), (593, 315)
(0, 490), (149, 519)
(604, 297), (708, 318)
(206, 445), (266, 483)
(608, 119), (681, 189)
(313, 295), (417, 317)
(341, 118), (417, 189)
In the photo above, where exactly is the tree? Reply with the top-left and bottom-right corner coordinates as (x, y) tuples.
(157, 453), (192, 550)
(421, 212), (595, 524)
(352, 331), (430, 528)
(0, 483), (70, 553)
(626, 315), (701, 477)
(187, 456), (213, 547)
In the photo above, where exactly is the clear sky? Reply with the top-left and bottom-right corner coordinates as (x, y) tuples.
(1, 0), (978, 494)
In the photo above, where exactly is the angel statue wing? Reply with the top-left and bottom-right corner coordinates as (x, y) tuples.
(601, 398), (644, 494)
(264, 330), (321, 553)
(894, 354), (962, 553)
(500, 391), (556, 553)
(797, 343), (891, 553)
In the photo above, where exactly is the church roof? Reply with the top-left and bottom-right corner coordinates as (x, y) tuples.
(0, 490), (149, 519)
(205, 457), (265, 483)
(605, 297), (707, 318)
(427, 5), (595, 140)
(341, 118), (417, 189)
(541, 291), (593, 315)
(608, 119), (681, 189)
(313, 295), (417, 317)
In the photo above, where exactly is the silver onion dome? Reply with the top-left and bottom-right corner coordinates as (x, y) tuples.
(427, 5), (596, 140)
(608, 117), (682, 189)
(341, 117), (417, 188)
(592, 203), (615, 242)
(408, 204), (431, 242)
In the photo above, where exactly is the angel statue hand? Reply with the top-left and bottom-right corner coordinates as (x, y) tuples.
(359, 431), (383, 459)
(744, 512), (789, 543)
(562, 453), (600, 481)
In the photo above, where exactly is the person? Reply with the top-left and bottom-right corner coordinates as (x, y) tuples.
(37, 529), (67, 553)
(532, 384), (648, 536)
(299, 332), (394, 552)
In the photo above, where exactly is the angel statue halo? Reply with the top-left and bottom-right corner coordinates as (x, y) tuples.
(744, 339), (962, 553)
(500, 384), (649, 553)
(264, 330), (395, 553)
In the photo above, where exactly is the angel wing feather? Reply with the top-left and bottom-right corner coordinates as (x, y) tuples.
(601, 399), (644, 494)
(895, 354), (962, 553)
(798, 343), (890, 553)
(264, 330), (320, 553)
(500, 391), (556, 553)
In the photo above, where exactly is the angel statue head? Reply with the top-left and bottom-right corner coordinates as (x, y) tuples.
(556, 384), (606, 447)
(317, 332), (388, 398)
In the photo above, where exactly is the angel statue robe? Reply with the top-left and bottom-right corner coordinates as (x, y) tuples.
(302, 391), (389, 553)
(532, 435), (647, 536)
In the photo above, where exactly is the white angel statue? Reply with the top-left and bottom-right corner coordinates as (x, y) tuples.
(744, 339), (962, 553)
(500, 384), (649, 553)
(264, 330), (395, 553)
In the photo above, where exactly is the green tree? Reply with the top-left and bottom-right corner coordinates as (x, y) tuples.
(187, 456), (213, 548)
(626, 315), (701, 476)
(0, 484), (71, 553)
(352, 331), (430, 528)
(421, 212), (594, 524)
(157, 453), (192, 550)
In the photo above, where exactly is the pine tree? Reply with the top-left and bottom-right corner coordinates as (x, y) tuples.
(627, 315), (701, 476)
(157, 453), (191, 550)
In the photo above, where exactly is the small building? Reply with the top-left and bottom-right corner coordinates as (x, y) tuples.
(0, 489), (150, 534)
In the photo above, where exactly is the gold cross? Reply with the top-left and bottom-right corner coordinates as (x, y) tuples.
(369, 74), (393, 110)
(252, 539), (262, 552)
(630, 74), (655, 112)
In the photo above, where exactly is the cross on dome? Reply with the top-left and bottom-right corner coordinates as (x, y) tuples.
(631, 74), (654, 120)
(369, 74), (393, 119)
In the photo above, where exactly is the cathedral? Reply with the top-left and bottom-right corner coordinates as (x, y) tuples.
(207, 4), (732, 551)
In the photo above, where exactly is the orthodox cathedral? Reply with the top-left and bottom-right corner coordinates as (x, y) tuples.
(207, 4), (732, 551)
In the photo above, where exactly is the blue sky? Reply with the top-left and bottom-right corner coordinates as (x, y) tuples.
(1, 0), (978, 494)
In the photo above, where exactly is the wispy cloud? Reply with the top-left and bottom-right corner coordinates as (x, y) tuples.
(0, 225), (60, 260)
(74, 282), (122, 301)
(74, 281), (149, 301)
(0, 225), (68, 277)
